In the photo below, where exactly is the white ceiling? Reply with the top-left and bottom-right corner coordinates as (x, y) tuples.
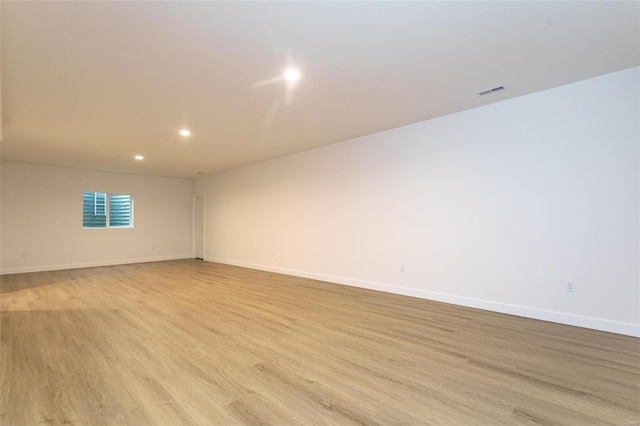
(2, 1), (639, 178)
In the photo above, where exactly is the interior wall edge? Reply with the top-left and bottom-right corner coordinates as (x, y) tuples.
(206, 257), (640, 338)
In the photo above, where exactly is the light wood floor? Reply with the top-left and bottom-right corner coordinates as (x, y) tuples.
(1, 260), (638, 425)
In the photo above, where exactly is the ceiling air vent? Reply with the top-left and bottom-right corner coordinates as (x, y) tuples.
(478, 85), (505, 96)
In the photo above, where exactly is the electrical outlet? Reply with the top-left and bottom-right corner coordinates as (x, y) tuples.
(567, 282), (576, 292)
(401, 264), (405, 272)
(22, 253), (27, 259)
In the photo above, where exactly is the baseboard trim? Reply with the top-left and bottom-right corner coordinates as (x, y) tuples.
(206, 257), (640, 338)
(0, 255), (193, 275)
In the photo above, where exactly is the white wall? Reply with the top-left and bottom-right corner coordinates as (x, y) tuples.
(195, 67), (640, 337)
(1, 162), (193, 273)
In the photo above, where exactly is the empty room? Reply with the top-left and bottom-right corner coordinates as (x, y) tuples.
(1, 1), (639, 425)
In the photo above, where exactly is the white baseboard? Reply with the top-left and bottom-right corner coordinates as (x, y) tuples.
(0, 254), (193, 275)
(206, 257), (640, 338)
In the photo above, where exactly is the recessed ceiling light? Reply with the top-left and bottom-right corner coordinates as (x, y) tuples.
(135, 155), (144, 160)
(284, 67), (301, 83)
(180, 129), (191, 137)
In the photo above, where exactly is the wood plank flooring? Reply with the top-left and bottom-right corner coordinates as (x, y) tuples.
(1, 260), (638, 425)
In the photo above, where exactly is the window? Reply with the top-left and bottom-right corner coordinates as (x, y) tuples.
(108, 194), (133, 227)
(83, 192), (133, 228)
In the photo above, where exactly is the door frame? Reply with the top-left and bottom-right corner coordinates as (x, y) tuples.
(193, 194), (205, 259)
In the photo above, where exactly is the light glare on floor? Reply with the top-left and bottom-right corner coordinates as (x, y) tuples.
(135, 155), (144, 160)
(180, 129), (191, 137)
(284, 67), (301, 83)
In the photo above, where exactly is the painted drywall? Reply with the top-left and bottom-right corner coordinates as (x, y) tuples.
(194, 67), (640, 337)
(1, 162), (193, 273)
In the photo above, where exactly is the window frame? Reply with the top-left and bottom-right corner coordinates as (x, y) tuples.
(93, 192), (107, 216)
(82, 191), (134, 229)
